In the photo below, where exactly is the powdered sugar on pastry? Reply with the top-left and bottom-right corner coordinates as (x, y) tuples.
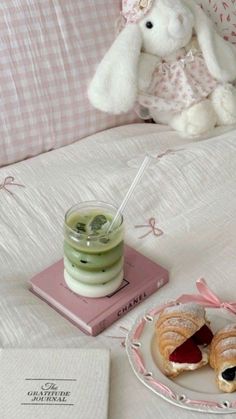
(163, 303), (205, 318)
(210, 323), (236, 392)
(163, 318), (196, 329)
(220, 349), (236, 359)
(218, 337), (236, 350)
(162, 332), (182, 341)
(154, 302), (212, 377)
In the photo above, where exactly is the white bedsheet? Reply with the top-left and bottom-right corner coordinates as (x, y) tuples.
(0, 123), (236, 419)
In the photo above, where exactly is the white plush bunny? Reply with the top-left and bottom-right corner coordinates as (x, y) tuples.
(88, 0), (236, 136)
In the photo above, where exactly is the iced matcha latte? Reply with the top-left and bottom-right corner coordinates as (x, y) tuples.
(64, 201), (124, 298)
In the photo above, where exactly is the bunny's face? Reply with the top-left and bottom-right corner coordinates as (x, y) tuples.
(138, 0), (194, 57)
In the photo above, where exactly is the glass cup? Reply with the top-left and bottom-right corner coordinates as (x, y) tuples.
(63, 201), (124, 298)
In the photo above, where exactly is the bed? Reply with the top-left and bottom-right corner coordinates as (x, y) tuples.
(1, 121), (236, 418)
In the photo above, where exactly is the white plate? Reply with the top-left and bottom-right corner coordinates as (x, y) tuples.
(126, 301), (236, 414)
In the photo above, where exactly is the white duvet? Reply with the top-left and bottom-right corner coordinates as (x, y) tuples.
(0, 123), (236, 419)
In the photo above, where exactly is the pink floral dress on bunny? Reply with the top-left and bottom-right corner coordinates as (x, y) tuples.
(138, 37), (219, 116)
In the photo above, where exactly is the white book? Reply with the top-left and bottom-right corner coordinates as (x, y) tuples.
(0, 348), (110, 419)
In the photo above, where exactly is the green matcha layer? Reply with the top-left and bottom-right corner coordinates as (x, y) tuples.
(64, 241), (124, 271)
(64, 255), (123, 285)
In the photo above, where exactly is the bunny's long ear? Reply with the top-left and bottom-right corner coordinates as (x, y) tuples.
(88, 24), (142, 114)
(186, 0), (236, 82)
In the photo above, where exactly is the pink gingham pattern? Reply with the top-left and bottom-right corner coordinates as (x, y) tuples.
(0, 0), (139, 167)
(197, 0), (236, 44)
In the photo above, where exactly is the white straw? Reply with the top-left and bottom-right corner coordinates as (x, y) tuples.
(107, 155), (152, 232)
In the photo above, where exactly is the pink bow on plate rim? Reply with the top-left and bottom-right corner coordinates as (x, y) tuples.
(176, 277), (236, 315)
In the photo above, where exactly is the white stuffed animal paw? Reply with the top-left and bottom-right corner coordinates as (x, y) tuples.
(210, 84), (236, 125)
(169, 100), (217, 136)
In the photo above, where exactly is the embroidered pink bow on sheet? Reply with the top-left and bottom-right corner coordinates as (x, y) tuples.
(135, 217), (163, 239)
(177, 278), (236, 315)
(134, 148), (185, 239)
(0, 176), (25, 196)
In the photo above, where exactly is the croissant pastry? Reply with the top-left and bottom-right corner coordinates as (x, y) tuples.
(155, 302), (213, 377)
(210, 324), (236, 393)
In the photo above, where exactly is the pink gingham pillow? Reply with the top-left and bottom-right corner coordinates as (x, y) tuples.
(0, 0), (139, 167)
(197, 0), (236, 44)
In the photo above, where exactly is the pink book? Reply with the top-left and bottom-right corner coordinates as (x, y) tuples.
(29, 245), (169, 336)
